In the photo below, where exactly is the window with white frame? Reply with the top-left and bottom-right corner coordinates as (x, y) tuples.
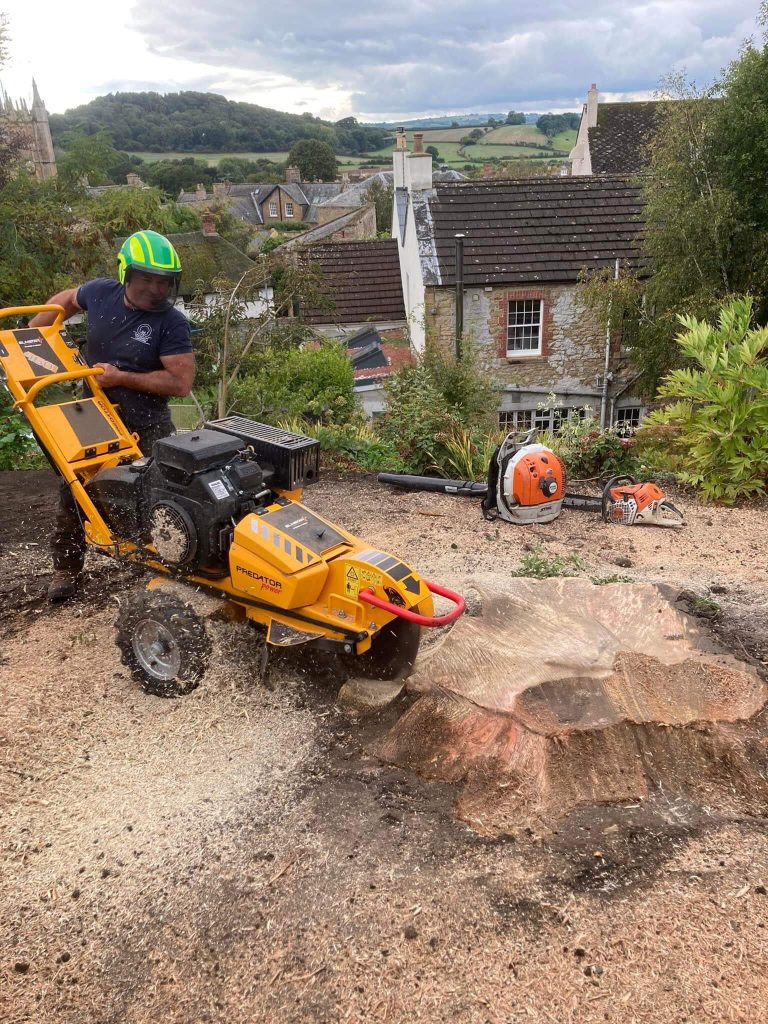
(614, 406), (643, 436)
(507, 298), (543, 356)
(268, 201), (278, 217)
(500, 406), (587, 433)
(284, 201), (294, 218)
(498, 409), (533, 431)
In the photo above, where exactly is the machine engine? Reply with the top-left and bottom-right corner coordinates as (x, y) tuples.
(86, 418), (321, 574)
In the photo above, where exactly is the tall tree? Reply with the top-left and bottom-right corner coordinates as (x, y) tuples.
(286, 139), (337, 182)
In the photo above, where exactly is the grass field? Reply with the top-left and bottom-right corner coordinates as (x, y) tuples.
(129, 151), (290, 165)
(483, 124), (545, 144)
(128, 124), (577, 172)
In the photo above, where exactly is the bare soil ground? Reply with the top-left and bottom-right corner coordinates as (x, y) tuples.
(2, 468), (768, 1024)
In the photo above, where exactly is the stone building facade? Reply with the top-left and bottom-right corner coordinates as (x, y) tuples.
(393, 150), (649, 430)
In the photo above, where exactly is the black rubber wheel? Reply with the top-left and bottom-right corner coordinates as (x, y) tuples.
(115, 589), (211, 698)
(347, 617), (422, 681)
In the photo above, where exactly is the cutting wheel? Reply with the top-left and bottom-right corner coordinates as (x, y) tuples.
(350, 617), (422, 681)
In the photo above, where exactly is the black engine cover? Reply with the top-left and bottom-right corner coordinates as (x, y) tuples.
(87, 427), (272, 573)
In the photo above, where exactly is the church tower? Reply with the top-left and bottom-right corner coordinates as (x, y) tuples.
(0, 79), (57, 180)
(30, 79), (56, 179)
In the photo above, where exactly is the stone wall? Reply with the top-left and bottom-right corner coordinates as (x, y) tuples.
(425, 282), (641, 416)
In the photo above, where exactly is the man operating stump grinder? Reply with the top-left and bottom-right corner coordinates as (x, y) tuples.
(30, 230), (195, 602)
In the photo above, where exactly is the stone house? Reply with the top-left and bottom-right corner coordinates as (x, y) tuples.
(392, 131), (648, 431)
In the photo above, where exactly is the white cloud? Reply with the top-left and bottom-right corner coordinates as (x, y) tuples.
(0, 0), (761, 117)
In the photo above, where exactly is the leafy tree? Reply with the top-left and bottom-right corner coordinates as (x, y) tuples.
(536, 113), (579, 138)
(426, 145), (440, 160)
(83, 186), (202, 242)
(640, 297), (768, 503)
(506, 111), (526, 125)
(366, 178), (394, 233)
(141, 157), (216, 196)
(0, 174), (103, 307)
(287, 139), (337, 181)
(58, 129), (122, 185)
(229, 341), (356, 424)
(216, 156), (282, 183)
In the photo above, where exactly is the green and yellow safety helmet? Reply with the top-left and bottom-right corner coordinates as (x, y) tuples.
(117, 230), (182, 310)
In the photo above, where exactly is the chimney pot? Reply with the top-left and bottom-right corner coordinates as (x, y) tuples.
(412, 132), (424, 154)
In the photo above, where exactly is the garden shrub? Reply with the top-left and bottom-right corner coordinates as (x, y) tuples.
(640, 297), (768, 503)
(538, 410), (639, 480)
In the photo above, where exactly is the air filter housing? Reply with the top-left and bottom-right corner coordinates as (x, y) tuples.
(206, 416), (320, 490)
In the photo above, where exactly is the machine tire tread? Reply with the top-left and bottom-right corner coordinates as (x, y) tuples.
(115, 589), (211, 698)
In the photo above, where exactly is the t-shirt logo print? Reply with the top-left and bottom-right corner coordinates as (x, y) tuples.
(132, 323), (153, 345)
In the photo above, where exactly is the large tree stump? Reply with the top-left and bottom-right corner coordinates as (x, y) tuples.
(375, 579), (768, 835)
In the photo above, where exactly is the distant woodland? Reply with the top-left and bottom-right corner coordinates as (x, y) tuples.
(48, 92), (390, 154)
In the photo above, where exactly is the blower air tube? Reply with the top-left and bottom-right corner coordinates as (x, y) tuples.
(377, 472), (488, 497)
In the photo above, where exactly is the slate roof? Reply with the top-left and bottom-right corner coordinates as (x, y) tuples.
(298, 240), (406, 325)
(424, 175), (644, 287)
(588, 101), (663, 175)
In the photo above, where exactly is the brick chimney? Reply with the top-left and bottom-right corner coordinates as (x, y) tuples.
(285, 165), (302, 183)
(340, 172), (350, 192)
(126, 172), (143, 187)
(482, 163), (493, 178)
(201, 213), (217, 237)
(412, 132), (424, 154)
(195, 183), (206, 199)
(212, 181), (228, 198)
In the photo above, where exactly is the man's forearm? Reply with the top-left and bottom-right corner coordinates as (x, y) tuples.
(109, 369), (189, 397)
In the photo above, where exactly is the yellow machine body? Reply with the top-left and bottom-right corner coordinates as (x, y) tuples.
(0, 306), (435, 656)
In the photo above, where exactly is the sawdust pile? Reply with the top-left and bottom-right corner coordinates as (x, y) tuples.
(377, 578), (768, 835)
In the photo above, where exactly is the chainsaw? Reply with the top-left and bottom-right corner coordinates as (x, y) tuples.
(0, 305), (465, 697)
(378, 429), (684, 529)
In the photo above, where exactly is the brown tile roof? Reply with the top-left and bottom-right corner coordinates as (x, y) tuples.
(589, 101), (663, 175)
(299, 240), (406, 325)
(426, 175), (644, 287)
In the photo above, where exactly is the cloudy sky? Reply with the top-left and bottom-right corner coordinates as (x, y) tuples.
(1, 0), (762, 119)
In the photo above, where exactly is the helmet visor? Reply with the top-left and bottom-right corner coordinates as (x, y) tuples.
(124, 266), (181, 312)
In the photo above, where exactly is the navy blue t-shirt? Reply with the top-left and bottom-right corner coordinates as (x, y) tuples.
(76, 278), (192, 431)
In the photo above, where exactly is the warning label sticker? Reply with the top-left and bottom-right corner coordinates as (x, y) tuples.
(344, 565), (359, 597)
(344, 564), (382, 598)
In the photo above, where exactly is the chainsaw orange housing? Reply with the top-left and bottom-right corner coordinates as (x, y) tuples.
(606, 481), (665, 520)
(510, 450), (567, 507)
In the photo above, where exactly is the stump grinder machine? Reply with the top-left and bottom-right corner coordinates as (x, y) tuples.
(0, 305), (464, 696)
(379, 429), (684, 529)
